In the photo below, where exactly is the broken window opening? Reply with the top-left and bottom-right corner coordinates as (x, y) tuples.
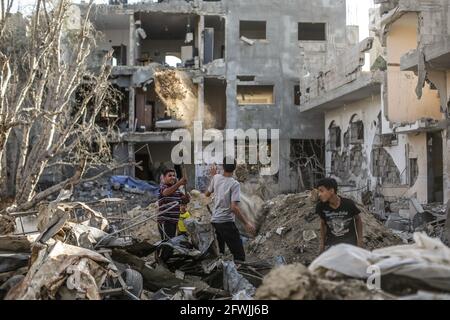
(343, 130), (350, 148)
(237, 85), (274, 105)
(239, 20), (266, 40)
(381, 134), (399, 147)
(205, 16), (226, 62)
(237, 75), (256, 82)
(328, 122), (341, 152)
(165, 55), (182, 68)
(294, 84), (301, 106)
(409, 158), (419, 187)
(205, 78), (227, 130)
(349, 115), (364, 145)
(112, 45), (127, 66)
(298, 22), (326, 41)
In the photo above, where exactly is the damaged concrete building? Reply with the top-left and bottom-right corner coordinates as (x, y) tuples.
(76, 0), (356, 193)
(299, 0), (450, 211)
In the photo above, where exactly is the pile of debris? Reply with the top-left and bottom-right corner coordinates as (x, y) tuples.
(248, 192), (403, 265)
(382, 198), (448, 245)
(0, 194), (270, 300)
(255, 264), (387, 300)
(71, 176), (158, 209)
(256, 232), (450, 300)
(2, 184), (449, 300)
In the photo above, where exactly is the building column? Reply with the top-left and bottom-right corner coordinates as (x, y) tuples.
(197, 15), (205, 67)
(279, 138), (292, 193)
(128, 86), (136, 177)
(128, 143), (135, 177)
(129, 14), (135, 66)
(197, 78), (205, 123)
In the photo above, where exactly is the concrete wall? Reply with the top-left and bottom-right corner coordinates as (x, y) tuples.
(224, 0), (347, 192)
(98, 29), (130, 50)
(386, 13), (442, 123)
(324, 94), (429, 203)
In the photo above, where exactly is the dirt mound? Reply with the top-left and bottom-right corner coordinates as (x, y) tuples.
(247, 193), (403, 265)
(255, 264), (386, 300)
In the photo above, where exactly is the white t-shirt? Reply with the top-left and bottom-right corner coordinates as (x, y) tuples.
(207, 174), (240, 223)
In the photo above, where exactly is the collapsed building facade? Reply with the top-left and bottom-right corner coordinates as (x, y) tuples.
(300, 0), (450, 211)
(73, 0), (359, 193)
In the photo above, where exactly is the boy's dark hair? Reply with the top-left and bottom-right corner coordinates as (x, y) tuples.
(316, 178), (338, 194)
(223, 157), (237, 173)
(163, 168), (176, 176)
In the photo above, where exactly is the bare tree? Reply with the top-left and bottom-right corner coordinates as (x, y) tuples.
(0, 0), (131, 214)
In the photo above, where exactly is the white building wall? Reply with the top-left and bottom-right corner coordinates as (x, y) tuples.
(324, 94), (429, 203)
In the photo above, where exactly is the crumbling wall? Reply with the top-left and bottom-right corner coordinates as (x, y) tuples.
(325, 96), (381, 199)
(324, 94), (430, 203)
(384, 13), (443, 124)
(225, 0), (347, 193)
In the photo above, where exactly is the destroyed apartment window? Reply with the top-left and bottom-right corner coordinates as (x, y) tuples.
(409, 158), (419, 187)
(350, 118), (364, 145)
(343, 130), (350, 148)
(294, 84), (301, 106)
(112, 45), (127, 66)
(237, 75), (256, 82)
(381, 134), (399, 147)
(240, 21), (266, 40)
(165, 55), (182, 68)
(237, 85), (274, 105)
(328, 123), (341, 152)
(298, 23), (326, 41)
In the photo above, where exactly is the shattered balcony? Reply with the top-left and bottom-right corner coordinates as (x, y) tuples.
(390, 118), (448, 135)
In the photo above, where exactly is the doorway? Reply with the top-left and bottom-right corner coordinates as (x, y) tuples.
(427, 132), (444, 203)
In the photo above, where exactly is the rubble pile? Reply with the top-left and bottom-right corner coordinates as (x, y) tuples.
(5, 241), (117, 300)
(256, 232), (450, 300)
(0, 197), (269, 300)
(248, 193), (403, 265)
(72, 178), (158, 209)
(381, 198), (448, 245)
(255, 264), (386, 300)
(309, 233), (450, 298)
(1, 183), (448, 300)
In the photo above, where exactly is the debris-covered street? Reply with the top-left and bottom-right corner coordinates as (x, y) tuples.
(1, 0), (450, 306)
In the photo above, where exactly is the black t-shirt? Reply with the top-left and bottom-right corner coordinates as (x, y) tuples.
(316, 197), (361, 247)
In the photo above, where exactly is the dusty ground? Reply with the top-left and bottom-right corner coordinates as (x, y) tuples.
(247, 193), (403, 266)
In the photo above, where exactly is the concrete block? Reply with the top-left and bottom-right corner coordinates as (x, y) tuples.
(409, 198), (425, 214)
(399, 209), (412, 220)
(386, 214), (411, 232)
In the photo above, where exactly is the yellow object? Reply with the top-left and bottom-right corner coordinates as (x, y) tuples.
(178, 211), (191, 233)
